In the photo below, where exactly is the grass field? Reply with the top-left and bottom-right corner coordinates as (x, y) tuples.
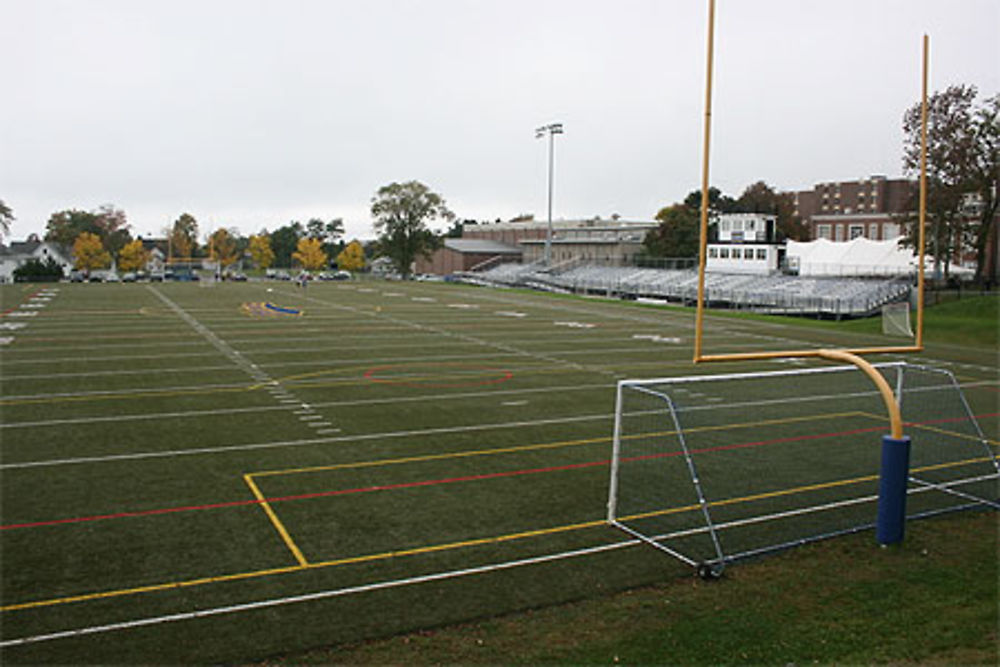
(0, 279), (996, 664)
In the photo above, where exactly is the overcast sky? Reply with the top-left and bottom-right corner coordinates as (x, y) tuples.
(2, 0), (998, 242)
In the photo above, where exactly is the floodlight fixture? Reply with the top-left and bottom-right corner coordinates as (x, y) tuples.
(535, 122), (565, 266)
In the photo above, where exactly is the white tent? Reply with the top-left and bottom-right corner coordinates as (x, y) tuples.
(786, 237), (920, 277)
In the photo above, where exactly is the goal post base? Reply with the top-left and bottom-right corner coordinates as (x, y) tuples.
(876, 435), (912, 545)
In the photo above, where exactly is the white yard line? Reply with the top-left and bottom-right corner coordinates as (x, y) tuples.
(145, 286), (340, 436)
(0, 383), (611, 430)
(279, 288), (615, 377)
(0, 412), (615, 470)
(0, 539), (640, 649)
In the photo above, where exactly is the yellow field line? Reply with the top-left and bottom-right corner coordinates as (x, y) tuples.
(0, 564), (307, 613)
(246, 364), (585, 392)
(251, 410), (871, 478)
(858, 411), (1000, 447)
(910, 422), (1000, 448)
(306, 518), (609, 569)
(3, 452), (993, 615)
(243, 475), (309, 567)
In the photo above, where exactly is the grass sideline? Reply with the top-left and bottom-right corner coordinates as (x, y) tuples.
(0, 280), (995, 664)
(256, 511), (998, 665)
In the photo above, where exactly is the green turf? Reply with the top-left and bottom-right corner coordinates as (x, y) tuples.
(0, 280), (996, 664)
(265, 511), (997, 665)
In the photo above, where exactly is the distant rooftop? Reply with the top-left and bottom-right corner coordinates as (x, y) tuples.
(444, 238), (521, 254)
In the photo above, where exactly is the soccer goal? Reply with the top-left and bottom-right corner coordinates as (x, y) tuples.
(881, 301), (914, 337)
(606, 363), (998, 576)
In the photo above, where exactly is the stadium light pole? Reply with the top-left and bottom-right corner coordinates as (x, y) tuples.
(535, 122), (563, 266)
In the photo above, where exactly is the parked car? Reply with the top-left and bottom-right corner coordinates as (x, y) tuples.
(69, 271), (85, 283)
(121, 272), (137, 282)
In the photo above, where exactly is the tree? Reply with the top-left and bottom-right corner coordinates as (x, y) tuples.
(12, 257), (64, 282)
(117, 239), (150, 272)
(292, 237), (328, 271)
(45, 204), (131, 253)
(336, 240), (366, 271)
(270, 223), (304, 268)
(73, 232), (111, 271)
(248, 234), (275, 269)
(735, 181), (807, 241)
(0, 199), (13, 239)
(169, 213), (199, 260)
(371, 181), (453, 277)
(643, 204), (700, 258)
(683, 187), (738, 216)
(306, 217), (344, 249)
(445, 219), (478, 238)
(902, 85), (999, 281)
(207, 228), (240, 267)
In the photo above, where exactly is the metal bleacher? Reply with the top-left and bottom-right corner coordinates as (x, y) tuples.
(462, 262), (910, 317)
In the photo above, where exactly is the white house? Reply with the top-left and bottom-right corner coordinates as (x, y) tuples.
(706, 213), (783, 275)
(0, 239), (74, 283)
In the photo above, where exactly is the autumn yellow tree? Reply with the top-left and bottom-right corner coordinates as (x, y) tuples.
(248, 234), (275, 269)
(336, 240), (365, 272)
(117, 239), (150, 272)
(292, 237), (328, 271)
(168, 213), (198, 260)
(73, 232), (111, 271)
(208, 228), (240, 268)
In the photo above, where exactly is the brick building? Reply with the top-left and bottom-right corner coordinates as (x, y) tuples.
(788, 175), (916, 242)
(462, 218), (656, 266)
(412, 238), (522, 275)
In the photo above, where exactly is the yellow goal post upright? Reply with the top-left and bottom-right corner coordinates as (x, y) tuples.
(690, 0), (929, 549)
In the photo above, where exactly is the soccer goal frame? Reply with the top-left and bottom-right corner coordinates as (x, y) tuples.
(606, 363), (998, 577)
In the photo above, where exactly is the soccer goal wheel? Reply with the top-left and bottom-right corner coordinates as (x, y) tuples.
(697, 562), (723, 581)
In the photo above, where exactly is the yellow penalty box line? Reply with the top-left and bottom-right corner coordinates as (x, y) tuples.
(857, 411), (1000, 448)
(243, 475), (309, 566)
(248, 410), (873, 479)
(3, 410), (882, 614)
(244, 362), (581, 393)
(4, 453), (992, 615)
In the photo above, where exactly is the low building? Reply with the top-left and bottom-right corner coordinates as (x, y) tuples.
(0, 239), (74, 282)
(463, 218), (656, 266)
(138, 237), (168, 275)
(706, 213), (783, 275)
(413, 238), (522, 275)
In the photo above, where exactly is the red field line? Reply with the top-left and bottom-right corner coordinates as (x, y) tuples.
(0, 289), (42, 318)
(0, 423), (890, 532)
(5, 413), (995, 533)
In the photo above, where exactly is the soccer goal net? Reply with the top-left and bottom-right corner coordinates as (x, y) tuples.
(607, 363), (997, 574)
(881, 301), (914, 337)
